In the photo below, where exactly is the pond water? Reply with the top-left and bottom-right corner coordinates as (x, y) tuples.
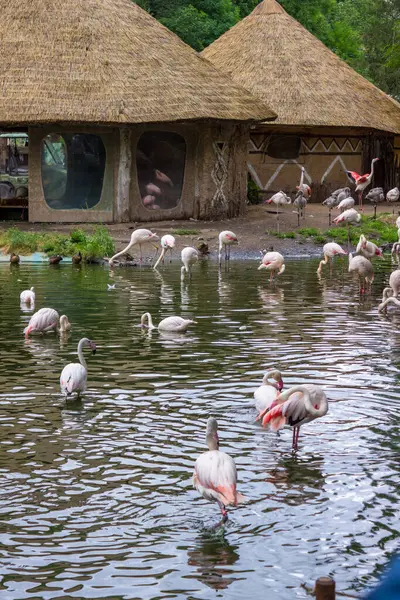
(0, 258), (399, 600)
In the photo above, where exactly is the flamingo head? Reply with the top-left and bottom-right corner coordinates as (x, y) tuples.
(206, 417), (219, 450)
(276, 378), (284, 392)
(375, 248), (383, 257)
(265, 198), (273, 204)
(89, 341), (97, 354)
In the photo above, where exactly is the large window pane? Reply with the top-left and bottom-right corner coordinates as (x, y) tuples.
(137, 132), (186, 210)
(41, 133), (106, 210)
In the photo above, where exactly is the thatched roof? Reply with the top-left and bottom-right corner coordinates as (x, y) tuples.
(201, 0), (400, 134)
(0, 0), (276, 127)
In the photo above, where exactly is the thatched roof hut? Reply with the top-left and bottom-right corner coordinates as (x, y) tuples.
(201, 0), (400, 200)
(201, 0), (400, 134)
(0, 0), (275, 126)
(0, 0), (277, 223)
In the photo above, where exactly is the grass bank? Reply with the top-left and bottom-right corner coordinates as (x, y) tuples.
(268, 214), (398, 247)
(0, 227), (115, 261)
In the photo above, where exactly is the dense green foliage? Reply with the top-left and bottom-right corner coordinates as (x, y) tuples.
(0, 227), (115, 261)
(136, 0), (400, 98)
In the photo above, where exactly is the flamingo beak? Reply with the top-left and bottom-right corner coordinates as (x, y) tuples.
(90, 342), (97, 354)
(277, 379), (284, 392)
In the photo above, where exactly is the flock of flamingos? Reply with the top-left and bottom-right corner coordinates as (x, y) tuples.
(15, 172), (400, 522)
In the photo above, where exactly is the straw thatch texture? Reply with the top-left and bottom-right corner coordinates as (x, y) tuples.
(0, 0), (276, 126)
(201, 0), (400, 134)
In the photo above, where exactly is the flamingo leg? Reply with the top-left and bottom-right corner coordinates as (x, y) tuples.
(297, 210), (300, 228)
(217, 501), (228, 521)
(328, 208), (331, 227)
(277, 204), (280, 234)
(329, 256), (332, 275)
(295, 427), (300, 449)
(374, 204), (377, 219)
(358, 190), (363, 211)
(292, 428), (296, 449)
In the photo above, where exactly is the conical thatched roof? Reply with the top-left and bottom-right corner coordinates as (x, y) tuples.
(201, 0), (400, 134)
(0, 0), (276, 127)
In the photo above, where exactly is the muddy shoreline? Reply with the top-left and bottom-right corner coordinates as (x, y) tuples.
(0, 203), (397, 261)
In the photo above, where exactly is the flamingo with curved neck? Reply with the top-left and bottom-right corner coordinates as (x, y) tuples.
(262, 384), (328, 449)
(109, 229), (159, 265)
(254, 369), (284, 421)
(140, 312), (195, 332)
(153, 234), (176, 270)
(60, 337), (96, 398)
(181, 247), (198, 281)
(345, 158), (379, 211)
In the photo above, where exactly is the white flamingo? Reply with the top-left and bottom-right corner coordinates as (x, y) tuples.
(348, 253), (374, 294)
(20, 287), (35, 305)
(153, 234), (176, 270)
(60, 337), (97, 398)
(265, 191), (291, 233)
(140, 312), (195, 333)
(337, 197), (355, 212)
(258, 251), (285, 281)
(59, 315), (71, 333)
(387, 187), (400, 214)
(181, 247), (198, 281)
(109, 229), (159, 265)
(218, 231), (238, 264)
(262, 384), (328, 450)
(378, 270), (400, 313)
(296, 166), (311, 199)
(317, 243), (347, 275)
(333, 208), (361, 248)
(24, 308), (59, 336)
(254, 369), (284, 421)
(193, 417), (245, 521)
(356, 234), (383, 259)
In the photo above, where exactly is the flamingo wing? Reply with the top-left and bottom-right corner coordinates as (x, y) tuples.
(60, 363), (87, 396)
(262, 391), (307, 430)
(344, 170), (360, 184)
(158, 316), (194, 332)
(254, 385), (279, 415)
(194, 451), (237, 506)
(24, 308), (59, 335)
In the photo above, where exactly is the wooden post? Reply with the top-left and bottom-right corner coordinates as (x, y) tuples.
(315, 576), (335, 600)
(115, 128), (132, 223)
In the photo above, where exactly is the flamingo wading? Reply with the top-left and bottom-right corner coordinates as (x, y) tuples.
(258, 251), (285, 281)
(262, 384), (328, 450)
(218, 231), (238, 264)
(60, 338), (97, 398)
(109, 229), (159, 265)
(181, 247), (198, 281)
(24, 308), (60, 337)
(254, 369), (284, 421)
(20, 287), (35, 305)
(348, 253), (374, 294)
(193, 417), (245, 521)
(317, 243), (347, 275)
(140, 312), (195, 333)
(153, 234), (176, 270)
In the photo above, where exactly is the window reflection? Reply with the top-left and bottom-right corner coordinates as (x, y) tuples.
(41, 133), (106, 209)
(137, 132), (186, 210)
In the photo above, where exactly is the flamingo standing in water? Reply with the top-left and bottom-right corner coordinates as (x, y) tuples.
(153, 234), (176, 270)
(109, 228), (159, 265)
(24, 308), (70, 336)
(254, 369), (284, 421)
(344, 158), (379, 210)
(20, 287), (35, 305)
(378, 270), (400, 312)
(193, 417), (245, 522)
(258, 251), (285, 281)
(140, 312), (195, 333)
(356, 234), (383, 259)
(218, 231), (238, 264)
(262, 384), (328, 450)
(181, 247), (198, 281)
(60, 337), (96, 398)
(348, 253), (374, 294)
(317, 243), (347, 275)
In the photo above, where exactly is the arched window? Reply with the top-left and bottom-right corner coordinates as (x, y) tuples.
(41, 133), (106, 209)
(136, 132), (186, 211)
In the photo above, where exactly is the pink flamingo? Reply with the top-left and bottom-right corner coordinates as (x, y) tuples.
(153, 234), (176, 270)
(344, 158), (379, 211)
(258, 251), (285, 281)
(317, 242), (347, 275)
(24, 308), (70, 337)
(254, 369), (284, 421)
(218, 230), (238, 264)
(60, 337), (96, 398)
(109, 228), (159, 265)
(262, 384), (328, 450)
(193, 417), (245, 522)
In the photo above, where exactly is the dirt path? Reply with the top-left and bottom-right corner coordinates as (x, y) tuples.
(0, 202), (397, 260)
